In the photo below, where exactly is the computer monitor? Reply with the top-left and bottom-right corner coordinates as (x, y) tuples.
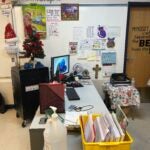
(51, 54), (70, 79)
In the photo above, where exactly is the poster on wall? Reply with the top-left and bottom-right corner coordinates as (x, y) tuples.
(79, 39), (92, 50)
(92, 39), (106, 50)
(106, 26), (120, 49)
(46, 7), (61, 37)
(96, 25), (120, 49)
(22, 4), (46, 38)
(69, 42), (78, 54)
(46, 7), (61, 22)
(47, 23), (59, 37)
(61, 3), (79, 21)
(101, 51), (116, 66)
(106, 37), (116, 49)
(87, 51), (99, 61)
(77, 39), (100, 60)
(86, 26), (94, 38)
(97, 25), (107, 38)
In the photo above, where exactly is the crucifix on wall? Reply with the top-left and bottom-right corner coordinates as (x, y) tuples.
(93, 64), (101, 79)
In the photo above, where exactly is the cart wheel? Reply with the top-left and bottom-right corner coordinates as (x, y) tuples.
(22, 121), (27, 128)
(16, 112), (20, 118)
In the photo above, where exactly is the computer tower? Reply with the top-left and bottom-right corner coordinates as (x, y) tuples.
(11, 66), (49, 127)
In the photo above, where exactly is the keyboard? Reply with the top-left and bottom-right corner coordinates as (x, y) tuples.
(66, 87), (80, 100)
(66, 82), (83, 88)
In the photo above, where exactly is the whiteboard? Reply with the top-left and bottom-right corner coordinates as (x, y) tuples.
(14, 5), (128, 80)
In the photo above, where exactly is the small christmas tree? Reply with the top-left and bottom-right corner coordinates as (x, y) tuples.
(22, 25), (45, 59)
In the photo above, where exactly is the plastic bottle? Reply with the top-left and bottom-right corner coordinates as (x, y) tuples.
(131, 78), (135, 86)
(43, 106), (67, 150)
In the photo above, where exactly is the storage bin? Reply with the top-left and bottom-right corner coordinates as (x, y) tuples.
(80, 114), (133, 150)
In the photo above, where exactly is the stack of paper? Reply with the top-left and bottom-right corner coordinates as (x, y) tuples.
(64, 111), (87, 127)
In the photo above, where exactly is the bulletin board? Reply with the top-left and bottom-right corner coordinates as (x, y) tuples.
(13, 4), (128, 79)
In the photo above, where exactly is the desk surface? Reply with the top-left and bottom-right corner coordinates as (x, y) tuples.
(29, 81), (109, 150)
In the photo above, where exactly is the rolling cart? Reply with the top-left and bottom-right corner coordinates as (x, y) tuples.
(11, 66), (49, 127)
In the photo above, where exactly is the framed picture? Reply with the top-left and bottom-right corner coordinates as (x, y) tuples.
(61, 3), (79, 21)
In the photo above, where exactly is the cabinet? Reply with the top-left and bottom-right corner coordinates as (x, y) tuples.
(11, 66), (49, 127)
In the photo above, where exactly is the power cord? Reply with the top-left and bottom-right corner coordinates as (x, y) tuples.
(68, 105), (94, 112)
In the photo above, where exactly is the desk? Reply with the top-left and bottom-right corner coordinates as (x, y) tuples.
(29, 82), (109, 150)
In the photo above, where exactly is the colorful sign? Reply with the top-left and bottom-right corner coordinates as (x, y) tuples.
(22, 4), (46, 38)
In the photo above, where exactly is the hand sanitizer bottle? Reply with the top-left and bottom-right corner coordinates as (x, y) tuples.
(43, 106), (67, 150)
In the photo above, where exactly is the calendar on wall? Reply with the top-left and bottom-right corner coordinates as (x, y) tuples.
(101, 51), (116, 65)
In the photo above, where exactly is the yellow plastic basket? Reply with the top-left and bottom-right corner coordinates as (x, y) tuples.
(80, 114), (133, 150)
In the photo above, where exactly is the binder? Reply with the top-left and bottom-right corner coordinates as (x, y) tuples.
(39, 83), (65, 114)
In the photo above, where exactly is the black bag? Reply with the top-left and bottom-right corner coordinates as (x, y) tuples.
(0, 93), (6, 114)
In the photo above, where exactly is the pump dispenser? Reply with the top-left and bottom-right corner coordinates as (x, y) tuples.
(51, 106), (58, 118)
(43, 106), (67, 150)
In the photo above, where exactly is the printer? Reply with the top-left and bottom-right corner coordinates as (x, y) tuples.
(110, 73), (131, 86)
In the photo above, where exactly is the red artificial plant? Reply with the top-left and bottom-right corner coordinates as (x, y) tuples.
(22, 25), (45, 59)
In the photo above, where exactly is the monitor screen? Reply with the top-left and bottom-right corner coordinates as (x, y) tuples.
(51, 55), (70, 77)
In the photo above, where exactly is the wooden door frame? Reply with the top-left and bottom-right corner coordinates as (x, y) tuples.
(123, 2), (150, 73)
